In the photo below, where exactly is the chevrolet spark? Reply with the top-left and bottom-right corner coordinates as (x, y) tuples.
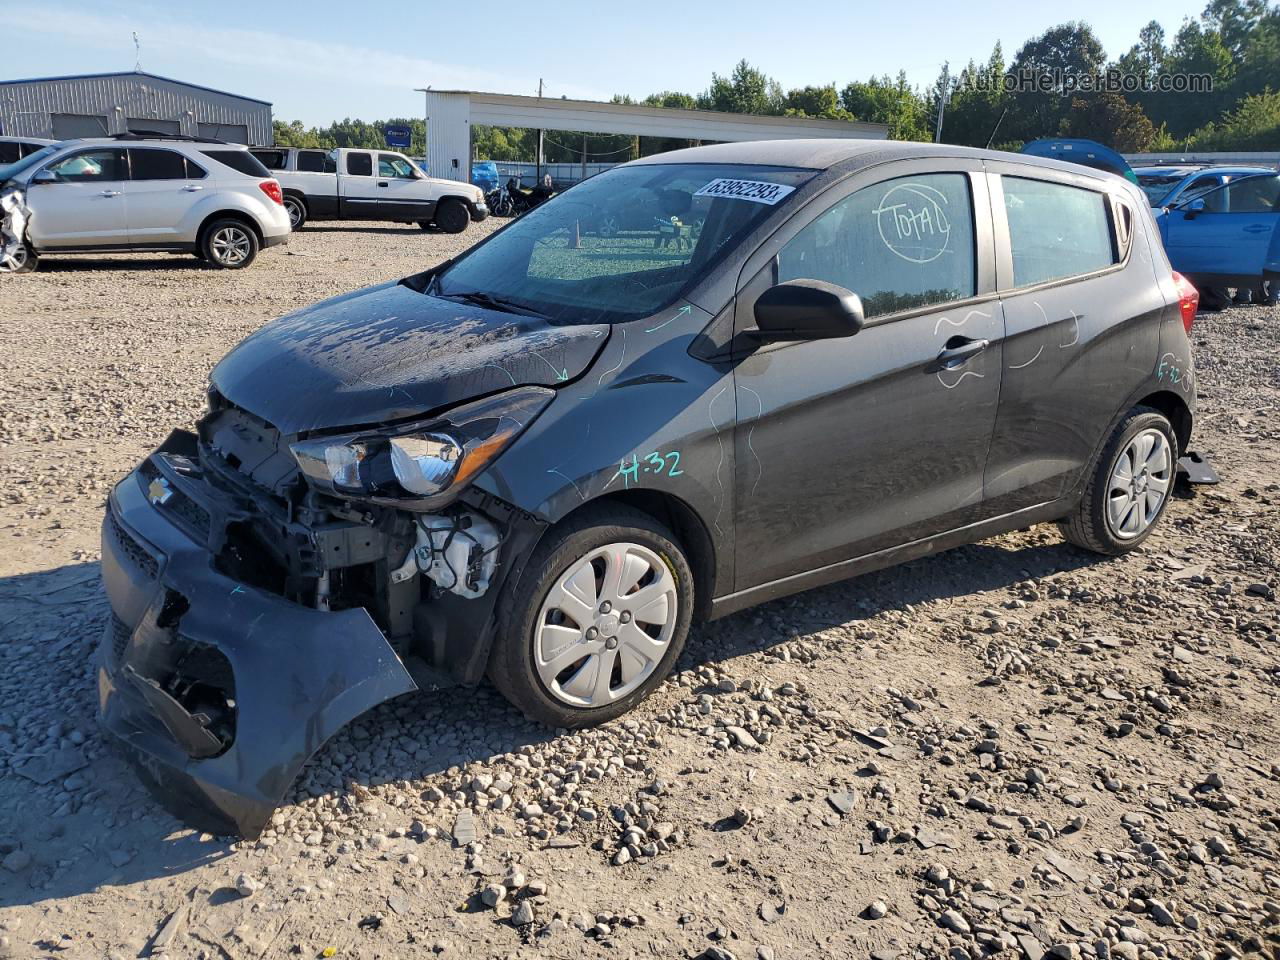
(99, 140), (1198, 836)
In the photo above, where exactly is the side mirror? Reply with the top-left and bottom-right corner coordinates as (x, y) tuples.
(1182, 197), (1206, 219)
(30, 169), (58, 185)
(752, 279), (865, 342)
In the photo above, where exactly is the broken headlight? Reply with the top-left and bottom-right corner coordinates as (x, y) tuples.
(290, 386), (552, 506)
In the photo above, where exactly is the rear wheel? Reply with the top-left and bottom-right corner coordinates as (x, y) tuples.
(1059, 406), (1177, 555)
(201, 219), (259, 270)
(283, 195), (307, 230)
(0, 242), (37, 274)
(488, 505), (694, 728)
(434, 199), (469, 234)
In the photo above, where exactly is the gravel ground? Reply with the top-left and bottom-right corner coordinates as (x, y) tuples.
(0, 223), (1278, 960)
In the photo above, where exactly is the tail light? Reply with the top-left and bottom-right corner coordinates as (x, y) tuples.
(1172, 271), (1198, 334)
(258, 180), (284, 206)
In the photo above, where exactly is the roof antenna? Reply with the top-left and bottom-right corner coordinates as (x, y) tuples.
(132, 31), (142, 72)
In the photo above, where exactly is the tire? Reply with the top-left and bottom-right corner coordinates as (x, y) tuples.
(434, 199), (469, 234)
(488, 505), (694, 728)
(1058, 406), (1178, 555)
(417, 221), (434, 231)
(200, 218), (259, 270)
(283, 195), (307, 230)
(0, 242), (37, 274)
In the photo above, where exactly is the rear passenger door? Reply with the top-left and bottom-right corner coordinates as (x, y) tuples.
(337, 150), (382, 219)
(124, 148), (208, 244)
(983, 164), (1165, 515)
(732, 163), (1004, 591)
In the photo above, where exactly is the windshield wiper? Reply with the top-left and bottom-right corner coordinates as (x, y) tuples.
(438, 289), (548, 319)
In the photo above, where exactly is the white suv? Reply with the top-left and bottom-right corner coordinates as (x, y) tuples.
(0, 135), (290, 272)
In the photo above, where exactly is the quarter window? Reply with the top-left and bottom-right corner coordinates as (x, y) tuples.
(251, 149), (288, 170)
(129, 148), (188, 181)
(346, 152), (372, 176)
(777, 173), (976, 319)
(45, 148), (125, 182)
(1003, 177), (1116, 287)
(297, 150), (335, 173)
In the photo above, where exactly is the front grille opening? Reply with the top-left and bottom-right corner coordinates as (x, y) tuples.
(109, 613), (131, 664)
(214, 521), (289, 595)
(156, 590), (190, 629)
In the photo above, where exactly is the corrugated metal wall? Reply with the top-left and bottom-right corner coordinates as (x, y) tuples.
(424, 92), (473, 183)
(0, 73), (272, 145)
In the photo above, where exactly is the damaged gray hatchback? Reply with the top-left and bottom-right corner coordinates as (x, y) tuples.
(100, 140), (1197, 837)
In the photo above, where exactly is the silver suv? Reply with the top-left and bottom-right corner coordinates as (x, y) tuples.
(0, 135), (290, 272)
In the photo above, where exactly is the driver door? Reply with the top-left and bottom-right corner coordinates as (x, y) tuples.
(26, 147), (129, 247)
(731, 163), (1003, 591)
(377, 153), (434, 221)
(1164, 174), (1280, 278)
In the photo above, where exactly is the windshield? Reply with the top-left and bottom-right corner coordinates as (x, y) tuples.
(433, 163), (816, 324)
(1137, 175), (1182, 206)
(0, 145), (60, 183)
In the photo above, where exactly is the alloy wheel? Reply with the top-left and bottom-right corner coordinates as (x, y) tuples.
(209, 226), (252, 266)
(534, 542), (677, 707)
(0, 244), (27, 271)
(1107, 428), (1173, 539)
(284, 198), (304, 228)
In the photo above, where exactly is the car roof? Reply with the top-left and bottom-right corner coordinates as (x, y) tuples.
(54, 137), (249, 149)
(627, 138), (1120, 181)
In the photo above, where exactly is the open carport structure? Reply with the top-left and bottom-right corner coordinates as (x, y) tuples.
(418, 90), (888, 184)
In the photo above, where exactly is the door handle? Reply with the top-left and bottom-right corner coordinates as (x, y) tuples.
(377, 181), (389, 187)
(99, 190), (121, 197)
(183, 185), (203, 192)
(1243, 224), (1270, 233)
(936, 337), (990, 369)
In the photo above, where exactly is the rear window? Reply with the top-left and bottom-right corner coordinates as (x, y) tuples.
(200, 149), (271, 178)
(0, 143), (17, 164)
(297, 150), (335, 173)
(1003, 177), (1117, 287)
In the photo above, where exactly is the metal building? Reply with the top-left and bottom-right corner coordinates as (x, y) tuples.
(0, 72), (273, 145)
(418, 90), (888, 184)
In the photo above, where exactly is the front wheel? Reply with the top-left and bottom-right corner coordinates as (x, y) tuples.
(434, 199), (469, 234)
(488, 505), (694, 728)
(0, 241), (37, 274)
(1059, 406), (1177, 555)
(201, 219), (259, 269)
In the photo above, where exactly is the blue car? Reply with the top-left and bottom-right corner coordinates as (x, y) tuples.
(471, 160), (499, 193)
(1021, 139), (1138, 183)
(1157, 172), (1280, 305)
(1135, 165), (1274, 208)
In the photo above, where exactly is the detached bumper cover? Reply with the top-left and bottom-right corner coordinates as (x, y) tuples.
(98, 433), (416, 837)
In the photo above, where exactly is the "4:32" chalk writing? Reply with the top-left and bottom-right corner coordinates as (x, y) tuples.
(619, 450), (683, 488)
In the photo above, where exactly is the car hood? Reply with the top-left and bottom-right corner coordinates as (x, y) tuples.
(210, 281), (610, 435)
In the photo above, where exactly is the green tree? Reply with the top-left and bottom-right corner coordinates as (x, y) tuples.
(841, 73), (931, 141)
(782, 84), (852, 119)
(1006, 22), (1108, 141)
(699, 60), (783, 115)
(941, 45), (1010, 146)
(1058, 92), (1158, 151)
(643, 91), (697, 110)
(1189, 88), (1280, 148)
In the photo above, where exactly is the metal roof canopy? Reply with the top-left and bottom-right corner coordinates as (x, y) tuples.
(419, 90), (888, 183)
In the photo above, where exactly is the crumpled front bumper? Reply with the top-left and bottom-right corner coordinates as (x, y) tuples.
(98, 432), (417, 837)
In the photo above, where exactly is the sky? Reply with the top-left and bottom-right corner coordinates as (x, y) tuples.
(12, 0), (1209, 127)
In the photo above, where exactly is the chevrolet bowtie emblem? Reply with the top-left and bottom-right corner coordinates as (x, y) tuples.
(147, 476), (173, 506)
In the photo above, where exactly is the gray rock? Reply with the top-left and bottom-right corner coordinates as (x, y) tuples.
(939, 909), (970, 934)
(511, 900), (535, 926)
(866, 899), (888, 919)
(234, 873), (258, 897)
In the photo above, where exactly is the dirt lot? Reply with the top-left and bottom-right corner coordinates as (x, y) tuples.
(1, 223), (1278, 960)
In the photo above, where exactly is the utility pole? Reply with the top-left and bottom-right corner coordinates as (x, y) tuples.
(536, 78), (544, 186)
(934, 63), (950, 144)
(581, 131), (587, 182)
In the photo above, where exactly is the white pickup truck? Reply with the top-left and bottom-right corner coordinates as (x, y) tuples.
(250, 146), (487, 233)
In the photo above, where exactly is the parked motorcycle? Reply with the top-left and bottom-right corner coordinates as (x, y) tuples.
(504, 176), (556, 216)
(486, 186), (513, 218)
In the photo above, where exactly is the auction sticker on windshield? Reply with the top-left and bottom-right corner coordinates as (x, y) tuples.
(694, 178), (796, 205)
